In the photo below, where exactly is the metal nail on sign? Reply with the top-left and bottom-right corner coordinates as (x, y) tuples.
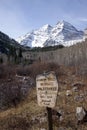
(36, 71), (58, 108)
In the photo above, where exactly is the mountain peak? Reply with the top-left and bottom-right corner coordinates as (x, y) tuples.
(42, 24), (52, 28)
(16, 20), (84, 47)
(56, 20), (69, 25)
(39, 24), (53, 31)
(55, 20), (78, 33)
(56, 20), (75, 28)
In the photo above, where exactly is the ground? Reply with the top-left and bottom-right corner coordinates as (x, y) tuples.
(0, 64), (87, 130)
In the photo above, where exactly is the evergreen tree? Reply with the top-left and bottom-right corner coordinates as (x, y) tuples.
(0, 57), (3, 64)
(18, 47), (22, 58)
(17, 48), (23, 63)
(8, 46), (17, 64)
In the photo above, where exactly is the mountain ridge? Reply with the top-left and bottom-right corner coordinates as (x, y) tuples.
(16, 20), (84, 47)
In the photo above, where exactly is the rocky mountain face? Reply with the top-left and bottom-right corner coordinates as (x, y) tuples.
(16, 20), (84, 47)
(84, 28), (87, 39)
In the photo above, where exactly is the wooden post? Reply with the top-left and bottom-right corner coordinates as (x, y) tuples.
(36, 71), (58, 130)
(47, 107), (53, 130)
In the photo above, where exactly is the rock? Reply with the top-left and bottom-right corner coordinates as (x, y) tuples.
(74, 94), (84, 102)
(66, 90), (72, 96)
(39, 116), (47, 123)
(7, 79), (12, 82)
(15, 74), (35, 87)
(74, 95), (83, 102)
(80, 93), (85, 98)
(31, 113), (47, 124)
(72, 82), (85, 87)
(31, 117), (39, 124)
(72, 87), (78, 92)
(52, 109), (63, 121)
(76, 107), (86, 121)
(76, 107), (87, 124)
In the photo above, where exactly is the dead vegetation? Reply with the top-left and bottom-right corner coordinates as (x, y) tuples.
(16, 62), (62, 78)
(0, 62), (87, 130)
(0, 59), (87, 130)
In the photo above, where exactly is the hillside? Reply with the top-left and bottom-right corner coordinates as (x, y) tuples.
(0, 31), (22, 54)
(0, 31), (31, 64)
(0, 31), (30, 56)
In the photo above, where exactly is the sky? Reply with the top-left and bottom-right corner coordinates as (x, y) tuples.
(0, 0), (87, 39)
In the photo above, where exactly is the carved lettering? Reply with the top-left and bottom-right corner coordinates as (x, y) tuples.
(36, 71), (58, 108)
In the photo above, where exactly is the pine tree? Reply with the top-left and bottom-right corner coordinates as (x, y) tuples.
(17, 48), (23, 63)
(0, 57), (3, 64)
(18, 48), (22, 58)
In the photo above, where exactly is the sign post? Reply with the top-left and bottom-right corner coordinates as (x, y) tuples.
(47, 107), (53, 130)
(36, 71), (58, 130)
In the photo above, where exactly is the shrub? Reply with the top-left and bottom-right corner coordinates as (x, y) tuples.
(0, 65), (16, 79)
(16, 62), (62, 79)
(0, 65), (27, 109)
(0, 80), (29, 109)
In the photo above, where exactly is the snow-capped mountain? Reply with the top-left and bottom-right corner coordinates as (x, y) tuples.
(16, 20), (84, 47)
(17, 24), (53, 47)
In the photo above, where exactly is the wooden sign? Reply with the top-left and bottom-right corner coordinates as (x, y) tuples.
(36, 71), (58, 108)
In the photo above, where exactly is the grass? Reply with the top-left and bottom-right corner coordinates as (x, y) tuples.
(0, 64), (87, 130)
(0, 87), (46, 130)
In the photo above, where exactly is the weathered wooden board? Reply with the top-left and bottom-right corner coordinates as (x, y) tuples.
(36, 71), (58, 108)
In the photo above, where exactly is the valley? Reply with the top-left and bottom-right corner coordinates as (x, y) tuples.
(0, 20), (87, 130)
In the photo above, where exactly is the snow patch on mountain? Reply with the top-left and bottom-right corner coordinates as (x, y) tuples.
(16, 20), (84, 47)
